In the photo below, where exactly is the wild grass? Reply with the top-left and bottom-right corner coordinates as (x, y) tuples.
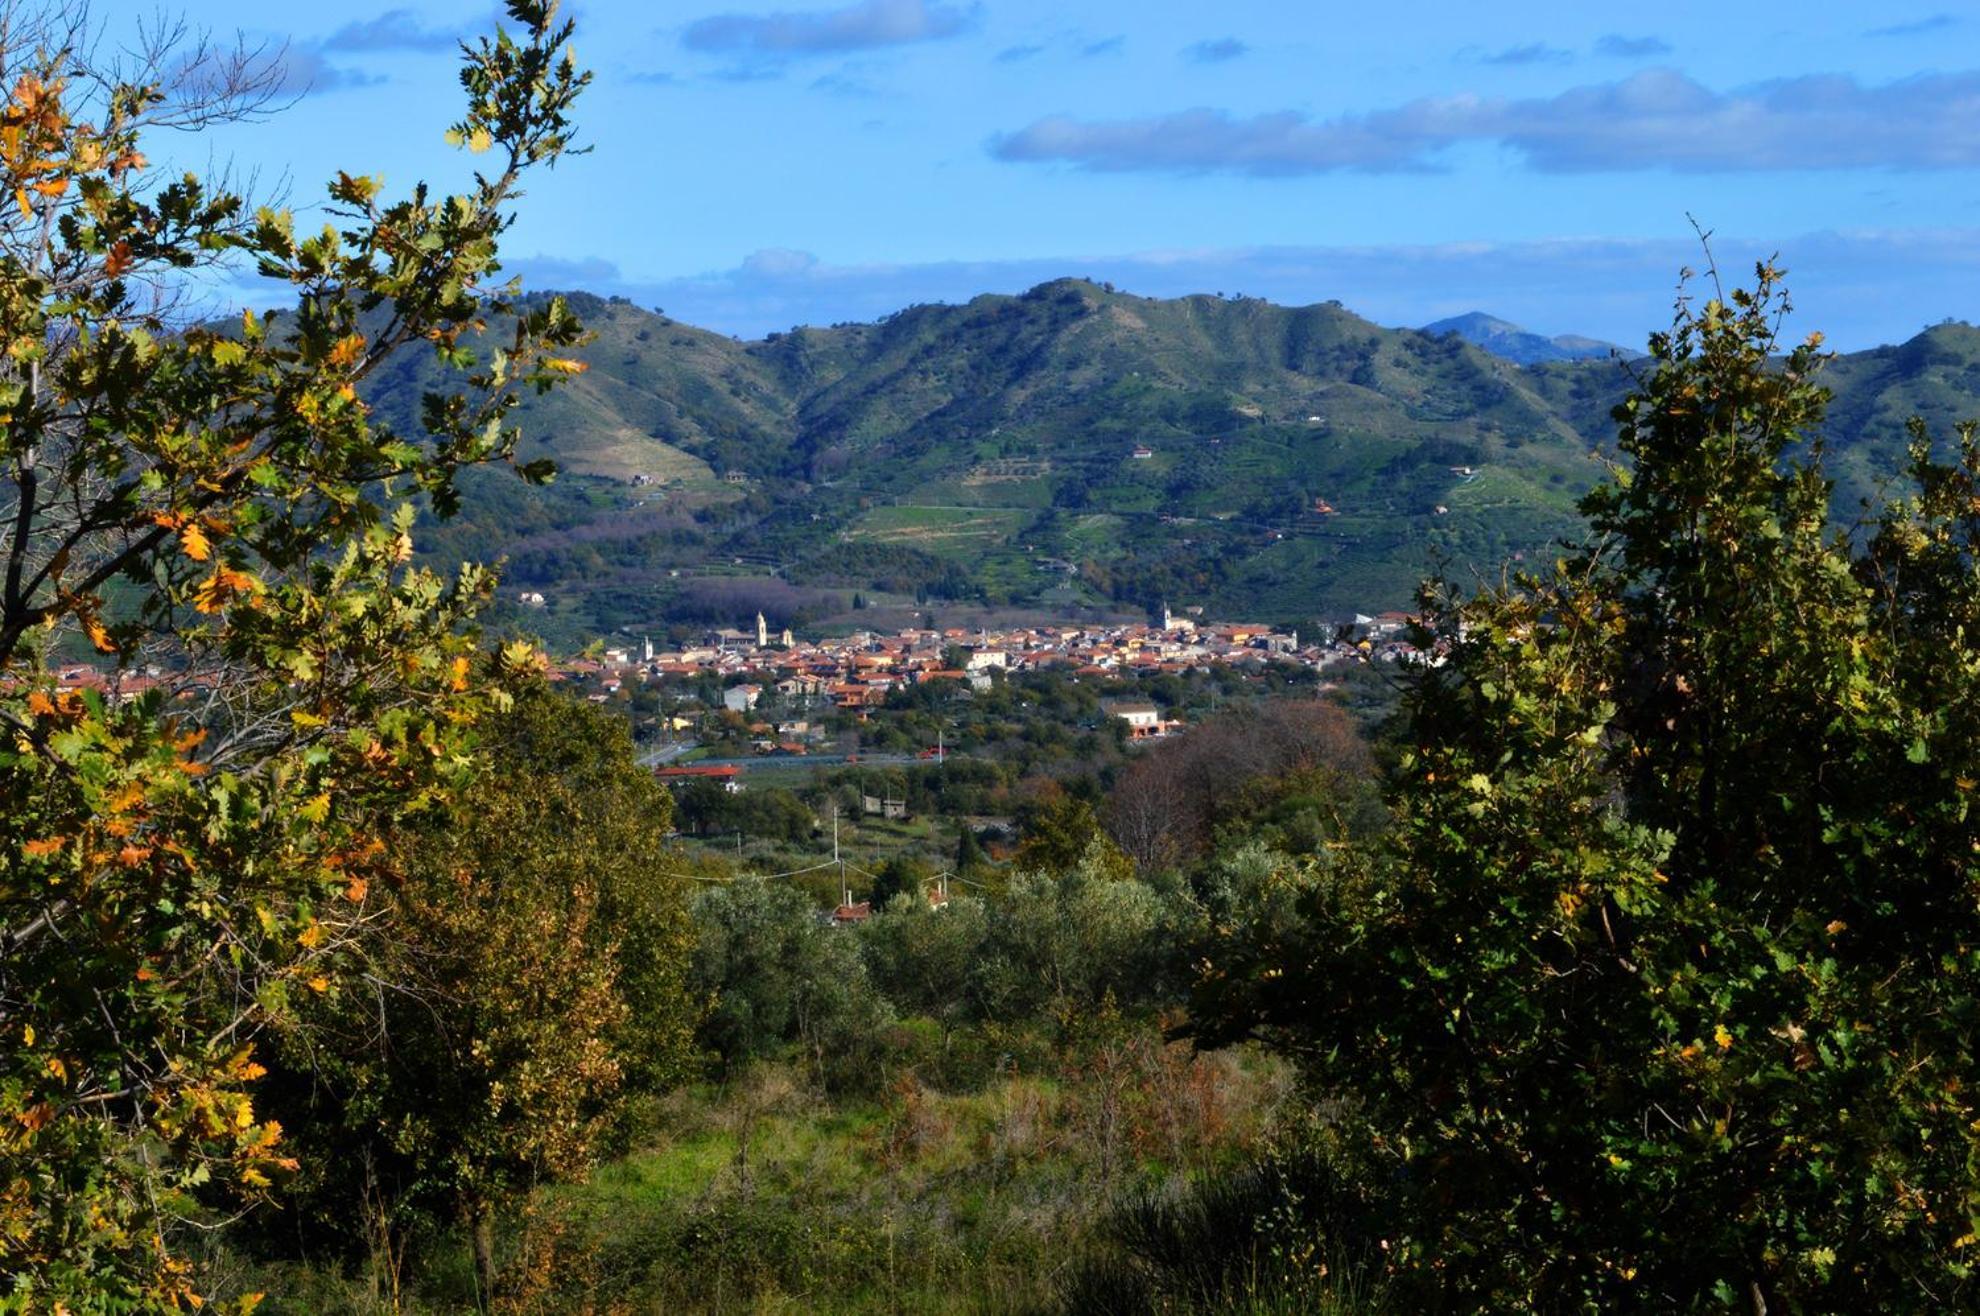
(228, 1022), (1360, 1313)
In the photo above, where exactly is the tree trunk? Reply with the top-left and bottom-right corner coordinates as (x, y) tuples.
(470, 1207), (497, 1309)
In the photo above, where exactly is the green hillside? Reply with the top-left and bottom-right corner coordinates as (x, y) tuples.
(379, 284), (1980, 644)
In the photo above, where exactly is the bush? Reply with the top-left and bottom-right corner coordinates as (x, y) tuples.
(691, 879), (895, 1090)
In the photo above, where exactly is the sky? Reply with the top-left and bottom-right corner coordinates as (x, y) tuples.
(147, 0), (1980, 349)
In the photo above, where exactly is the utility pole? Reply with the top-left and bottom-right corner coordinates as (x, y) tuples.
(833, 803), (848, 907)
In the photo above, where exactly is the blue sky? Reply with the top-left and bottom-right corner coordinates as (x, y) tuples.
(156, 1), (1978, 349)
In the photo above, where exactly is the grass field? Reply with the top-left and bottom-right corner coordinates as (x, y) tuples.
(227, 1036), (1323, 1314)
(548, 425), (717, 484)
(845, 506), (1033, 557)
(513, 1043), (1296, 1312)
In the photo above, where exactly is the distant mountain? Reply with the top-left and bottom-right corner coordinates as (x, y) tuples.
(1422, 311), (1623, 366)
(362, 284), (1980, 645)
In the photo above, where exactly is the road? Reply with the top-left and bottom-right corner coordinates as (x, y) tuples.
(684, 752), (940, 770)
(637, 740), (699, 767)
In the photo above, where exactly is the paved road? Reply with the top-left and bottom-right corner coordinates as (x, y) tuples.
(636, 740), (699, 767)
(659, 752), (945, 771)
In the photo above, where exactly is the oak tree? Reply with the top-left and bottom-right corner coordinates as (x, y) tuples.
(1199, 266), (1980, 1310)
(0, 2), (590, 1305)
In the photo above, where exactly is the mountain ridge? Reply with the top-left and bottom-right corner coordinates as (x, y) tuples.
(1421, 310), (1625, 365)
(371, 280), (1980, 644)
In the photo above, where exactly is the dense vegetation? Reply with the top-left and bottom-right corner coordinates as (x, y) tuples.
(8, 4), (1980, 1312)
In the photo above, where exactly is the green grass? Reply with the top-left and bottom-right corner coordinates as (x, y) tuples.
(518, 1042), (1300, 1312)
(225, 1033), (1316, 1314)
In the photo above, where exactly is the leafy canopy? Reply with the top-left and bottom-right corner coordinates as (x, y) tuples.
(1198, 265), (1980, 1311)
(0, 2), (591, 1307)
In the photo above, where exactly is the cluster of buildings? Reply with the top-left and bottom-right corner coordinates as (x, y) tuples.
(551, 604), (1429, 718)
(28, 606), (1429, 733)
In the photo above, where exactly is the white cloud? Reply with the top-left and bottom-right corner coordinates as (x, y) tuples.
(991, 69), (1980, 175)
(683, 0), (976, 57)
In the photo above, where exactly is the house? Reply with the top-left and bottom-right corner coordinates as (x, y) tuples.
(656, 764), (743, 793)
(1129, 444), (1154, 459)
(1101, 698), (1164, 739)
(830, 901), (873, 926)
(722, 685), (761, 713)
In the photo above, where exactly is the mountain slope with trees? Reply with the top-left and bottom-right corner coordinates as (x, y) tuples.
(386, 287), (1980, 641)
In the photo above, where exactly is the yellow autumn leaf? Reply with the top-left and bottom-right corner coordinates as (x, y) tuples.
(179, 522), (211, 561)
(192, 566), (264, 614)
(327, 332), (366, 368)
(84, 615), (115, 653)
(543, 357), (588, 375)
(1714, 1024), (1733, 1051)
(306, 975), (330, 994)
(467, 126), (493, 153)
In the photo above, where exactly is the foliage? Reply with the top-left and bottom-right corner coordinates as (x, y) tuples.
(866, 853), (932, 911)
(690, 879), (895, 1090)
(974, 846), (1175, 1019)
(1106, 699), (1376, 873)
(1014, 790), (1132, 879)
(0, 2), (588, 1306)
(1060, 1136), (1385, 1315)
(1197, 266), (1980, 1309)
(253, 685), (696, 1300)
(860, 894), (990, 1023)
